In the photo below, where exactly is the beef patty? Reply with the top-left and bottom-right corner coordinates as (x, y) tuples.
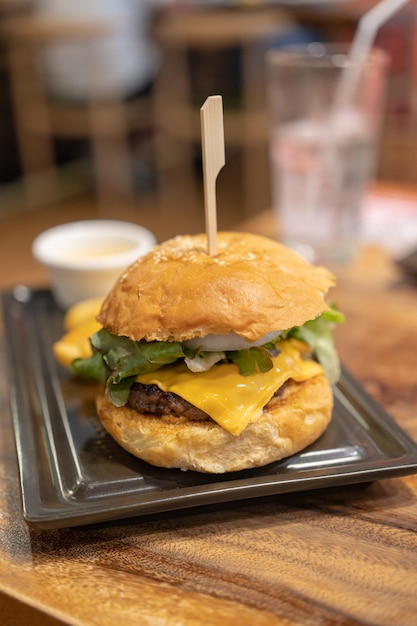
(127, 381), (287, 422)
(128, 382), (210, 421)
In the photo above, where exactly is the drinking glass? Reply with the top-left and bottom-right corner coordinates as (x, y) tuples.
(266, 43), (389, 264)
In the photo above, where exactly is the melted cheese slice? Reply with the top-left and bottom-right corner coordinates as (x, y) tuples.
(136, 339), (323, 436)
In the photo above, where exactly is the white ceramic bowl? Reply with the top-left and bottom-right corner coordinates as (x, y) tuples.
(32, 220), (157, 309)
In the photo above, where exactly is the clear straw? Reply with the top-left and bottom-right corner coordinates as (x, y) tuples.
(334, 0), (409, 111)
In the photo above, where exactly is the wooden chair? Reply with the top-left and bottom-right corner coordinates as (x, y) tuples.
(1, 14), (153, 211)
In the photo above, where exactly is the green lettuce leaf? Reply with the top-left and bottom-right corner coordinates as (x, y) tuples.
(70, 304), (344, 405)
(286, 305), (345, 384)
(226, 346), (273, 376)
(97, 329), (183, 377)
(71, 328), (184, 385)
(71, 351), (109, 383)
(106, 374), (138, 407)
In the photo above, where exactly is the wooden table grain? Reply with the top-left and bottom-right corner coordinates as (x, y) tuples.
(1, 186), (417, 625)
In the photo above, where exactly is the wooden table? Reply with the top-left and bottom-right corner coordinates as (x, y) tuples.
(1, 186), (417, 625)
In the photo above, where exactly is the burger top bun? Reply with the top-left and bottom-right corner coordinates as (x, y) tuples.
(97, 232), (335, 343)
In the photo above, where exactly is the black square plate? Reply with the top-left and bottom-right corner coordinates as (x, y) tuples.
(3, 288), (417, 529)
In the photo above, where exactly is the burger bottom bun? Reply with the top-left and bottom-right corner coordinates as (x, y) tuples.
(96, 375), (333, 474)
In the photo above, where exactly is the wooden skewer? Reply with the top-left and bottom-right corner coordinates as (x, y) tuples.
(200, 95), (225, 255)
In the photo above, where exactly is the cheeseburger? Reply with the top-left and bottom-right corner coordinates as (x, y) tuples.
(69, 232), (344, 473)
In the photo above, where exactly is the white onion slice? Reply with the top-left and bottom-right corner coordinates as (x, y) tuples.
(184, 351), (225, 372)
(183, 331), (281, 352)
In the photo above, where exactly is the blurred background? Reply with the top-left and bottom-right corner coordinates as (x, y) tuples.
(0, 0), (417, 258)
